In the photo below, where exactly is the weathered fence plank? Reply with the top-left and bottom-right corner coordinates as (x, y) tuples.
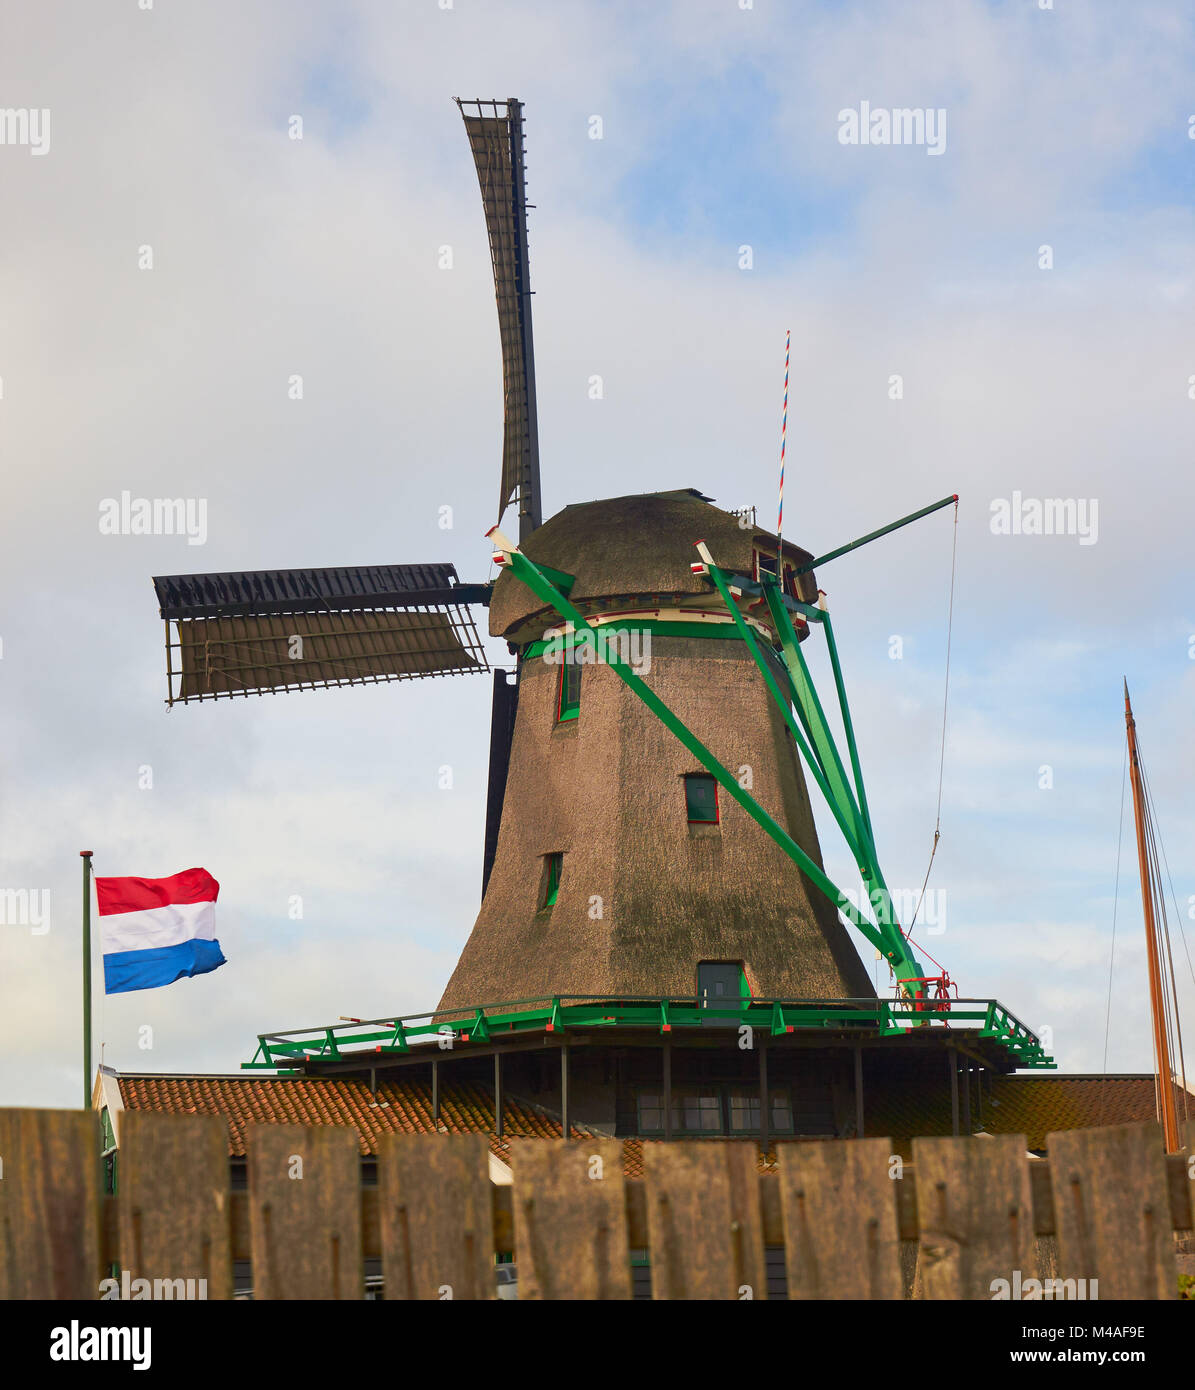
(379, 1133), (493, 1300)
(778, 1137), (903, 1300)
(510, 1138), (631, 1300)
(247, 1123), (362, 1299)
(1049, 1122), (1177, 1299)
(912, 1134), (1036, 1300)
(0, 1108), (102, 1299)
(642, 1143), (741, 1300)
(725, 1141), (769, 1299)
(1, 1110), (1188, 1301)
(118, 1111), (232, 1300)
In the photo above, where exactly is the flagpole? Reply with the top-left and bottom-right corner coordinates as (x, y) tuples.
(80, 850), (93, 1110)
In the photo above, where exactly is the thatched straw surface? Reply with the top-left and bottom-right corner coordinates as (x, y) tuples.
(489, 490), (820, 640)
(438, 624), (873, 1012)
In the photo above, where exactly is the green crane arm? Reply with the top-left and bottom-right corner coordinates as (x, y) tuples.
(489, 527), (928, 996)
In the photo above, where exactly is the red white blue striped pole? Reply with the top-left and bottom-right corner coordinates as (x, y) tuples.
(777, 328), (790, 550)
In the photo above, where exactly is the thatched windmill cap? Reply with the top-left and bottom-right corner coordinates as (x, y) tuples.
(489, 489), (819, 641)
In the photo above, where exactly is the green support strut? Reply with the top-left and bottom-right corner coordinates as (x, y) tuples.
(706, 562), (919, 992)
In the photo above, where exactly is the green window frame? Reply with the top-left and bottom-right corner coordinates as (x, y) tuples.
(557, 657), (581, 722)
(685, 773), (719, 823)
(728, 1088), (794, 1135)
(635, 1085), (794, 1137)
(636, 1089), (720, 1135)
(543, 852), (563, 908)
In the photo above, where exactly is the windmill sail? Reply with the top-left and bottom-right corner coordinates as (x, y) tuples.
(457, 98), (542, 539)
(153, 563), (489, 705)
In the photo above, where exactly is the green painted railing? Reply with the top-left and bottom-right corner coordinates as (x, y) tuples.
(243, 994), (1055, 1071)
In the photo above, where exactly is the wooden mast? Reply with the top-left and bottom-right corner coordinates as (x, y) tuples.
(1123, 681), (1181, 1152)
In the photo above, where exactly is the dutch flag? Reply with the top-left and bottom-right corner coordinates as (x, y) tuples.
(95, 868), (226, 994)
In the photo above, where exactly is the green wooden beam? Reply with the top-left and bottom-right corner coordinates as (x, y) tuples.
(795, 494), (957, 576)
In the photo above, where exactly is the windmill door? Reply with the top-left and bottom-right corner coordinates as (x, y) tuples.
(697, 962), (742, 1024)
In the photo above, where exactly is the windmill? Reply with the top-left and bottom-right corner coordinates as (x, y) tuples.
(152, 98), (957, 1019)
(152, 99), (544, 897)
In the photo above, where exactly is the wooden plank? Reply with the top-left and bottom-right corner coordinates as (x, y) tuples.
(247, 1123), (362, 1299)
(725, 1142), (769, 1299)
(1049, 1122), (1177, 1299)
(118, 1111), (232, 1300)
(378, 1133), (493, 1300)
(642, 1143), (740, 1300)
(510, 1138), (631, 1300)
(912, 1135), (1036, 1300)
(0, 1108), (103, 1299)
(778, 1137), (902, 1300)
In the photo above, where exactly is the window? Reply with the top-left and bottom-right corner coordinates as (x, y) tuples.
(557, 657), (580, 721)
(755, 549), (778, 581)
(685, 774), (718, 823)
(637, 1093), (665, 1131)
(729, 1092), (760, 1133)
(729, 1089), (794, 1134)
(636, 1085), (794, 1136)
(542, 852), (562, 908)
(636, 1090), (721, 1134)
(678, 1092), (721, 1132)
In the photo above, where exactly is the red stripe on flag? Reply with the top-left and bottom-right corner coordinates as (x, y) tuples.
(94, 867), (220, 916)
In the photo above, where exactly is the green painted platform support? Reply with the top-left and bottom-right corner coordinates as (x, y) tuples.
(242, 993), (1055, 1070)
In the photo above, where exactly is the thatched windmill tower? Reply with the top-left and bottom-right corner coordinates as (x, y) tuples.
(151, 98), (917, 1017)
(438, 488), (872, 1010)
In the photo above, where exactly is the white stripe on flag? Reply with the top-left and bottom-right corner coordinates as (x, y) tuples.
(100, 900), (217, 954)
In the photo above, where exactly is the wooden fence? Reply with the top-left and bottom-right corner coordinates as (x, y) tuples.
(1, 1110), (1191, 1299)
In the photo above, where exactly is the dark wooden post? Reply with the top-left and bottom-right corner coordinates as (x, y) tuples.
(961, 1058), (972, 1135)
(759, 1038), (769, 1156)
(663, 1037), (673, 1141)
(949, 1047), (960, 1137)
(561, 1043), (570, 1137)
(494, 1051), (504, 1138)
(854, 1044), (864, 1139)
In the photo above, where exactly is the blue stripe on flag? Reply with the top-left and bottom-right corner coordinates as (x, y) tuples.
(103, 938), (226, 994)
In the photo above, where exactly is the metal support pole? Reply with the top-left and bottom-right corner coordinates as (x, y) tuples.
(949, 1048), (960, 1137)
(759, 1040), (769, 1156)
(80, 851), (93, 1110)
(854, 1045), (864, 1140)
(794, 494), (957, 575)
(494, 1051), (504, 1139)
(432, 1058), (440, 1124)
(822, 611), (874, 843)
(369, 1066), (376, 1097)
(663, 1038), (673, 1142)
(561, 1043), (570, 1138)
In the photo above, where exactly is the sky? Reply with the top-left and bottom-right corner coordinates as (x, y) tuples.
(1, 0), (1193, 1107)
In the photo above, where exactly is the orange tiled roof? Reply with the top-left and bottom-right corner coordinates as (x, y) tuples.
(114, 1072), (1193, 1167)
(115, 1074), (598, 1164)
(866, 1075), (1195, 1154)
